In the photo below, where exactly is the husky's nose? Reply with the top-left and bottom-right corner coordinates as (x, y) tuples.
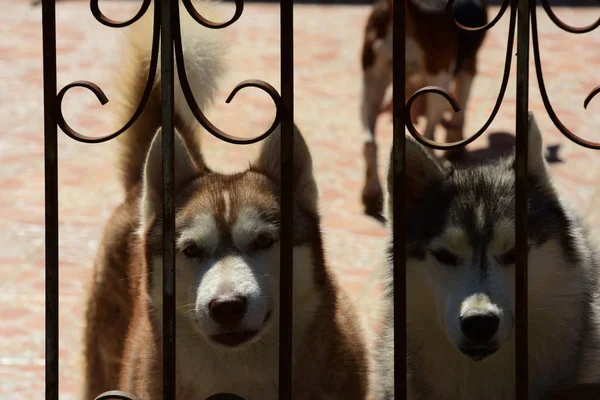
(209, 296), (247, 328)
(460, 312), (500, 341)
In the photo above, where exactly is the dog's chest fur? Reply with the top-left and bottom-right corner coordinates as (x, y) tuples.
(120, 278), (369, 400)
(121, 307), (281, 399)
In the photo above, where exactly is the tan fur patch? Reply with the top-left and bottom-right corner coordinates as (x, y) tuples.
(488, 220), (516, 255)
(430, 226), (471, 256)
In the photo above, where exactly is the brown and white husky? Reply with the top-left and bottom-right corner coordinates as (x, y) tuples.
(82, 2), (368, 399)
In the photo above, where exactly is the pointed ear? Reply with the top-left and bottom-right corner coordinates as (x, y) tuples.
(251, 123), (318, 214)
(525, 112), (549, 182)
(141, 128), (203, 225)
(385, 136), (447, 221)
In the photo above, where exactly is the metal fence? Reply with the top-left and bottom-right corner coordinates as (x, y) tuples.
(40, 0), (600, 399)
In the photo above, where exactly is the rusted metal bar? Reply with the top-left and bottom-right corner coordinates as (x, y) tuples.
(160, 0), (176, 399)
(392, 0), (407, 398)
(42, 0), (59, 398)
(279, 0), (294, 397)
(515, 0), (530, 398)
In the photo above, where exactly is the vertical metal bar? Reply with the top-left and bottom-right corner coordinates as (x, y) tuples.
(279, 0), (294, 397)
(515, 0), (530, 398)
(42, 0), (59, 399)
(393, 0), (407, 399)
(160, 0), (176, 399)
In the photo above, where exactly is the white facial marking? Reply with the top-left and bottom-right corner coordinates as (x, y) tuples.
(222, 190), (231, 223)
(460, 293), (501, 317)
(430, 226), (471, 257)
(194, 254), (268, 333)
(475, 202), (485, 233)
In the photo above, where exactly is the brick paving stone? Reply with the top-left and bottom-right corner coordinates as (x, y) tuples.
(1, 0), (599, 398)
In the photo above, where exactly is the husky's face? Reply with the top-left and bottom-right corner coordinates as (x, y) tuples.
(170, 174), (280, 348)
(139, 124), (321, 349)
(404, 171), (521, 361)
(386, 114), (580, 361)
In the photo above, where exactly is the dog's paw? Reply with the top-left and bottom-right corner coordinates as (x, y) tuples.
(362, 187), (384, 221)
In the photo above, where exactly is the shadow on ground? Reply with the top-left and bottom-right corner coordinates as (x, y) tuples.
(448, 131), (564, 167)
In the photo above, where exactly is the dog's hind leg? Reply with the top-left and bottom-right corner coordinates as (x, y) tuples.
(442, 63), (474, 160)
(422, 71), (452, 152)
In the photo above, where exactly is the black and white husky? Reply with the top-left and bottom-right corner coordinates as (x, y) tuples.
(373, 113), (600, 399)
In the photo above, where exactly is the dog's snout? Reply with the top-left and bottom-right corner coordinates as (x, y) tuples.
(209, 296), (248, 328)
(460, 312), (500, 342)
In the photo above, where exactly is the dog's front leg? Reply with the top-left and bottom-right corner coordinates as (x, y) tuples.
(361, 55), (392, 218)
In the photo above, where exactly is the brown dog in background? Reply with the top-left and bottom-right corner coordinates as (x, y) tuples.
(360, 0), (488, 217)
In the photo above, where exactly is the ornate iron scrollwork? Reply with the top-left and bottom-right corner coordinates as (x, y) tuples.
(56, 0), (282, 145)
(404, 0), (515, 150)
(404, 0), (599, 152)
(531, 0), (600, 149)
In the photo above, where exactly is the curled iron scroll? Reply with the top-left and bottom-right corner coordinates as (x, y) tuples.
(94, 390), (246, 400)
(182, 0), (244, 29)
(206, 394), (247, 400)
(446, 0), (511, 32)
(532, 0), (600, 149)
(56, 0), (160, 143)
(94, 390), (139, 400)
(405, 0), (517, 150)
(539, 0), (600, 34)
(90, 0), (152, 28)
(172, 1), (282, 145)
(57, 0), (283, 145)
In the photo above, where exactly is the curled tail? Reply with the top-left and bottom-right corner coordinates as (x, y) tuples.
(113, 0), (226, 191)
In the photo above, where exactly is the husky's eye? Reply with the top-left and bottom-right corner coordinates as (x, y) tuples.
(496, 248), (516, 265)
(182, 244), (203, 258)
(253, 234), (275, 250)
(431, 248), (460, 266)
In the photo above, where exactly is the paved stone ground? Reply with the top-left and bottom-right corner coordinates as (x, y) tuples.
(1, 0), (599, 398)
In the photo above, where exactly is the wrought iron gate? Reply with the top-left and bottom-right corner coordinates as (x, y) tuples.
(40, 0), (600, 399)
